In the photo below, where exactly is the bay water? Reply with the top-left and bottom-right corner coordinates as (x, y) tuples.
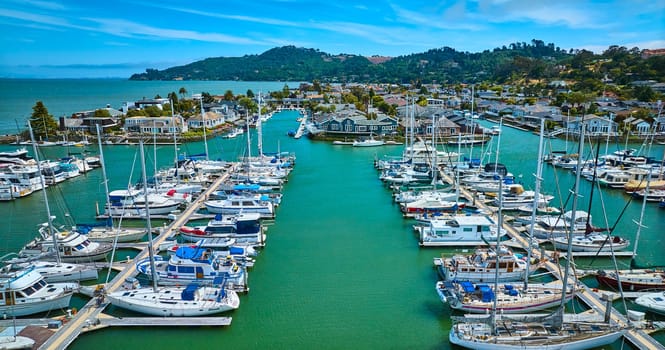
(0, 79), (663, 349)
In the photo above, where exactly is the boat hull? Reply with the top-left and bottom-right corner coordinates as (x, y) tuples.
(449, 327), (624, 350)
(106, 288), (239, 317)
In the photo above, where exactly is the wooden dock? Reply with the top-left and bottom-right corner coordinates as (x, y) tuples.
(38, 165), (239, 350)
(81, 315), (232, 332)
(440, 172), (665, 350)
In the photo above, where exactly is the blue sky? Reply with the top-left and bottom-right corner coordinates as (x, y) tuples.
(1, 0), (663, 78)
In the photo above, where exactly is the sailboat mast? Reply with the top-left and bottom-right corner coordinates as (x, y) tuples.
(431, 113), (437, 186)
(139, 140), (159, 292)
(491, 179), (504, 335)
(27, 123), (60, 264)
(171, 101), (179, 186)
(468, 85), (475, 166)
(96, 124), (119, 283)
(631, 119), (661, 263)
(200, 96), (209, 161)
(493, 117), (503, 173)
(246, 110), (252, 161)
(257, 92), (263, 159)
(153, 120), (158, 187)
(559, 123), (585, 312)
(526, 118), (545, 288)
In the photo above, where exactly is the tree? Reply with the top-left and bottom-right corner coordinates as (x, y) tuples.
(94, 109), (112, 118)
(201, 92), (215, 104)
(179, 87), (188, 98)
(246, 89), (255, 98)
(144, 106), (163, 117)
(223, 90), (235, 101)
(238, 97), (257, 114)
(167, 92), (179, 107)
(634, 85), (655, 102)
(29, 101), (58, 140)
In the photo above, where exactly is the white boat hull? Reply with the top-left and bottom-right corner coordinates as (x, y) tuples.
(106, 287), (239, 317)
(449, 327), (624, 350)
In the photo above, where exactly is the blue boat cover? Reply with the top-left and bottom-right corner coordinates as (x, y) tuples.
(181, 283), (199, 301)
(460, 281), (475, 293)
(229, 247), (244, 255)
(175, 246), (203, 260)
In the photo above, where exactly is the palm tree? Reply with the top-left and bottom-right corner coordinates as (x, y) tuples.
(179, 87), (188, 99)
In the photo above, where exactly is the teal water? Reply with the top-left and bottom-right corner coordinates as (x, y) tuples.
(0, 80), (663, 349)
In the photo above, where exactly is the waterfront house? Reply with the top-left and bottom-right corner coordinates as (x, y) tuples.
(624, 117), (652, 136)
(124, 116), (187, 134)
(121, 98), (169, 113)
(187, 111), (225, 129)
(423, 114), (461, 137)
(316, 112), (398, 136)
(568, 114), (618, 136)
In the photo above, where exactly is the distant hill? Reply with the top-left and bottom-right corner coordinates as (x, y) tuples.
(129, 42), (665, 86)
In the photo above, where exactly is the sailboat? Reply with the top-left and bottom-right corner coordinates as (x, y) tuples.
(105, 140), (240, 317)
(448, 122), (625, 350)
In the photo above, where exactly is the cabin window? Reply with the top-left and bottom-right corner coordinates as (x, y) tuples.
(179, 266), (195, 274)
(168, 265), (176, 272)
(463, 228), (472, 232)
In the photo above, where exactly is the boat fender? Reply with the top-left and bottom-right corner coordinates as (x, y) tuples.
(233, 265), (239, 273)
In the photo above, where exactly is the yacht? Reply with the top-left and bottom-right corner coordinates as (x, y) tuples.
(414, 214), (506, 247)
(434, 246), (531, 283)
(106, 188), (181, 217)
(0, 267), (77, 316)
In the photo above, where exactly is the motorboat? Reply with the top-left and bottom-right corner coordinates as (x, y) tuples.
(179, 212), (265, 246)
(434, 246), (532, 283)
(635, 291), (665, 316)
(106, 188), (181, 217)
(414, 214), (506, 247)
(19, 223), (113, 262)
(0, 267), (77, 317)
(204, 197), (274, 218)
(135, 245), (248, 291)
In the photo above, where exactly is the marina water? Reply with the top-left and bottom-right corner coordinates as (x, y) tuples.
(0, 79), (663, 349)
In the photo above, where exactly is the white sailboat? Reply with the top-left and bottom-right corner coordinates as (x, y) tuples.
(106, 140), (240, 317)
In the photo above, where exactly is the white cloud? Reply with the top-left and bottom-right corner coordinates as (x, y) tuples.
(86, 18), (270, 44)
